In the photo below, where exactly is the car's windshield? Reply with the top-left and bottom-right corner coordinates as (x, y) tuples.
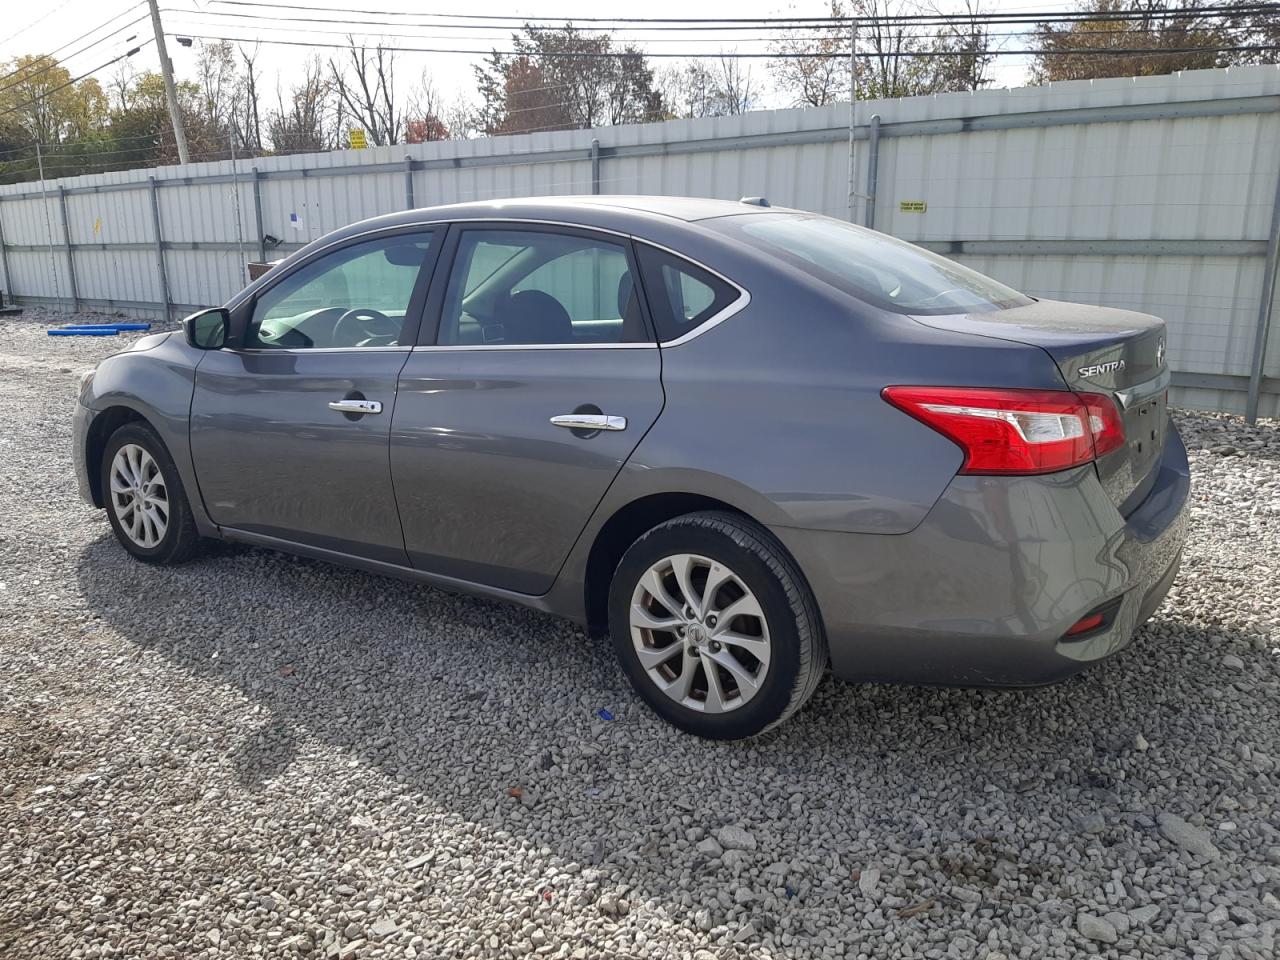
(711, 213), (1032, 315)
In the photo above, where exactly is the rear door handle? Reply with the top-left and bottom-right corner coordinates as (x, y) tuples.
(550, 414), (627, 432)
(328, 399), (383, 415)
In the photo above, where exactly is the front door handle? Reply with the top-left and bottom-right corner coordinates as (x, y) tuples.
(329, 399), (383, 415)
(550, 414), (627, 432)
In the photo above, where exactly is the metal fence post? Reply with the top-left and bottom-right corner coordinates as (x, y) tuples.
(148, 176), (172, 323)
(1246, 161), (1280, 424)
(57, 184), (80, 311)
(404, 155), (415, 210)
(590, 138), (601, 195)
(865, 114), (881, 230)
(0, 197), (12, 302)
(252, 166), (265, 262)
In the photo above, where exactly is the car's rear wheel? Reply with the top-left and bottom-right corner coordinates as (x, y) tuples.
(101, 422), (202, 564)
(607, 511), (827, 739)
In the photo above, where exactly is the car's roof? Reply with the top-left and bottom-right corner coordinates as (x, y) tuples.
(414, 195), (792, 223)
(320, 196), (803, 250)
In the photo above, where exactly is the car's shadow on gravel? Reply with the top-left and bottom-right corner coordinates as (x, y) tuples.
(75, 532), (1278, 909)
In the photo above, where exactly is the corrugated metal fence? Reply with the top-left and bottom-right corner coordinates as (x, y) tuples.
(1, 65), (1278, 418)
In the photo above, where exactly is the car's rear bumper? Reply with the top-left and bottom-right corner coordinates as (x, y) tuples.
(770, 419), (1190, 686)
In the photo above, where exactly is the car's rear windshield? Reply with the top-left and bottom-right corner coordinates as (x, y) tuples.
(709, 213), (1032, 315)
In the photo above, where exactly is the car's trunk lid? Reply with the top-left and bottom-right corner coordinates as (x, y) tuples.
(911, 299), (1169, 512)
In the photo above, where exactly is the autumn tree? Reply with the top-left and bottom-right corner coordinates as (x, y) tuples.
(1031, 0), (1275, 82)
(0, 55), (108, 144)
(109, 71), (203, 165)
(475, 24), (665, 135)
(769, 2), (851, 106)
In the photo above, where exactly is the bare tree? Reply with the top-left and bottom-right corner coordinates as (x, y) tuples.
(713, 53), (755, 115)
(658, 56), (755, 118)
(329, 38), (401, 146)
(268, 57), (333, 154)
(659, 62), (717, 118)
(925, 0), (993, 92)
(405, 68), (446, 140)
(769, 2), (850, 106)
(195, 41), (239, 131)
(441, 94), (477, 139)
(107, 60), (137, 114)
(238, 44), (264, 153)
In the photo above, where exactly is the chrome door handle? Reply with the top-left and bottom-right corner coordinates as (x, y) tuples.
(550, 414), (627, 432)
(328, 399), (383, 415)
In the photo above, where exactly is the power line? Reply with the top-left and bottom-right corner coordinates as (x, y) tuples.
(2, 0), (81, 52)
(0, 3), (144, 75)
(172, 4), (1280, 34)
(203, 0), (1280, 27)
(164, 8), (1263, 44)
(0, 11), (150, 95)
(162, 30), (1280, 59)
(0, 40), (152, 124)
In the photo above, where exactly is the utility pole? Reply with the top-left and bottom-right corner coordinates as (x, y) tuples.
(846, 19), (858, 223)
(147, 0), (190, 165)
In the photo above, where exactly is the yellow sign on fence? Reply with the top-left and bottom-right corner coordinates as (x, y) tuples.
(899, 200), (927, 213)
(349, 129), (368, 150)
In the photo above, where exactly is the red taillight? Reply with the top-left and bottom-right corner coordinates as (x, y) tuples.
(882, 386), (1126, 476)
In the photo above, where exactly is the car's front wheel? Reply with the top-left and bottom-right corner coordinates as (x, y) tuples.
(101, 422), (202, 564)
(607, 511), (827, 739)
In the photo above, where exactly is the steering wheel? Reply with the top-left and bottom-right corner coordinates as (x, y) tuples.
(332, 307), (398, 347)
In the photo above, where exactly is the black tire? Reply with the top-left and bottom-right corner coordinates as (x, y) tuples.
(607, 511), (827, 740)
(100, 422), (203, 565)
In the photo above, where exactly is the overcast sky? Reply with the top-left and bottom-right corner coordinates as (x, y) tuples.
(7, 0), (1046, 116)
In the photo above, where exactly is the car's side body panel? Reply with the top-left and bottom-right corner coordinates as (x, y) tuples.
(392, 346), (665, 594)
(635, 262), (1069, 537)
(75, 332), (219, 537)
(188, 348), (413, 564)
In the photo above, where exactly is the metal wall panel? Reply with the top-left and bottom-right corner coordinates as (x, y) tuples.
(1, 64), (1277, 415)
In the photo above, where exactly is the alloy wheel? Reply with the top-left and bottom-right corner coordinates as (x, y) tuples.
(628, 553), (771, 714)
(109, 443), (169, 548)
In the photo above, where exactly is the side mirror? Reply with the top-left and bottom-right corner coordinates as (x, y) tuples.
(183, 308), (229, 350)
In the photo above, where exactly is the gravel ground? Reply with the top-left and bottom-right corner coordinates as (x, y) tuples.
(2, 308), (1280, 960)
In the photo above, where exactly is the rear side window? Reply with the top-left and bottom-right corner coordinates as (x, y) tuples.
(438, 229), (648, 346)
(636, 245), (740, 343)
(711, 213), (1032, 316)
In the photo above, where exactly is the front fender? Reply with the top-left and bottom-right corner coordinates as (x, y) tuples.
(79, 336), (216, 535)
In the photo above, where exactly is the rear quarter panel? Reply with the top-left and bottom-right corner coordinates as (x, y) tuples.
(627, 244), (1071, 536)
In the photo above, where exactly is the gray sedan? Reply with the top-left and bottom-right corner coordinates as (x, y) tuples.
(73, 196), (1189, 739)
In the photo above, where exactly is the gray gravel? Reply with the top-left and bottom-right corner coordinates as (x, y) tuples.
(3, 308), (1280, 960)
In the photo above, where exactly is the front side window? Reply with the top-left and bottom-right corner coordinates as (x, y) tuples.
(437, 229), (648, 346)
(711, 213), (1031, 316)
(249, 231), (435, 348)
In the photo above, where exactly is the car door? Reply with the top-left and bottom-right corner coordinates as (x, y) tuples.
(390, 223), (664, 594)
(189, 227), (442, 564)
